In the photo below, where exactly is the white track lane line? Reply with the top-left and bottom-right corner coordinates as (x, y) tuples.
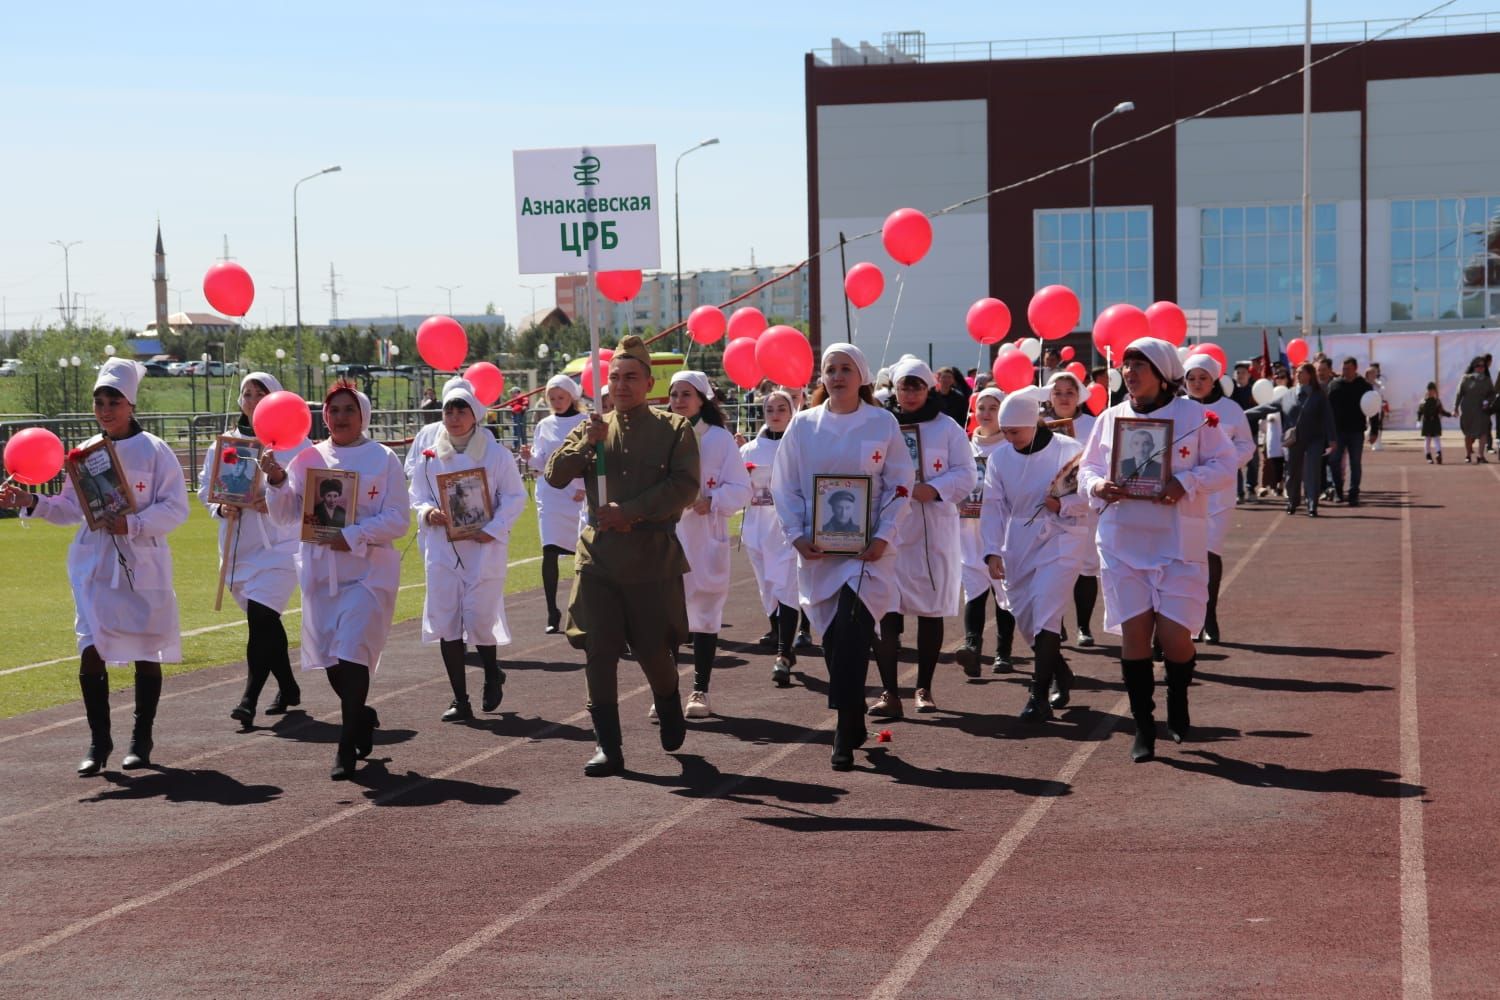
(1397, 467), (1433, 1000)
(866, 508), (1285, 1000)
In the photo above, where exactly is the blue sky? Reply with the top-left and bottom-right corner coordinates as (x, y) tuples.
(0, 0), (1469, 331)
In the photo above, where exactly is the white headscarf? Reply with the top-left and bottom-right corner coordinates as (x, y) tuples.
(1046, 370), (1086, 395)
(819, 342), (872, 386)
(1183, 353), (1223, 382)
(545, 373), (581, 401)
(998, 386), (1050, 428)
(670, 370), (715, 400)
(442, 375), (474, 397)
(974, 386), (1005, 408)
(890, 356), (936, 388)
(441, 383), (484, 420)
(324, 384), (372, 435)
(93, 358), (146, 405)
(1124, 337), (1185, 385)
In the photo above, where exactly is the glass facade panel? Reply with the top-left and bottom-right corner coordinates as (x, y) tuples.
(1200, 202), (1337, 326)
(1390, 193), (1500, 321)
(1033, 207), (1153, 329)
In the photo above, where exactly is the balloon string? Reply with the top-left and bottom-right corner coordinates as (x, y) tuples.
(878, 271), (905, 372)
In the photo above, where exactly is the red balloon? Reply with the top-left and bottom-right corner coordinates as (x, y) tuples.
(1286, 337), (1310, 367)
(1065, 362), (1088, 382)
(755, 326), (814, 388)
(417, 316), (467, 371)
(580, 350), (613, 398)
(992, 349), (1035, 392)
(3, 427), (64, 486)
(596, 269), (643, 304)
(1086, 383), (1109, 416)
(202, 262), (255, 318)
(687, 305), (726, 345)
(1059, 346), (1075, 361)
(1028, 285), (1081, 341)
(966, 298), (1012, 345)
(726, 307), (767, 342)
(462, 362), (504, 407)
(1145, 301), (1188, 346)
(722, 337), (762, 390)
(1188, 342), (1229, 373)
(844, 262), (885, 309)
(881, 208), (933, 266)
(252, 391), (312, 450)
(1093, 304), (1151, 360)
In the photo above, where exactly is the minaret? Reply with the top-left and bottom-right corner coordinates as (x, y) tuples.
(153, 222), (170, 333)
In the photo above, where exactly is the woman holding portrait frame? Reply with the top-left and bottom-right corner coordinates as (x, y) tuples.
(1077, 339), (1237, 763)
(199, 372), (310, 728)
(261, 382), (410, 780)
(0, 359), (189, 775)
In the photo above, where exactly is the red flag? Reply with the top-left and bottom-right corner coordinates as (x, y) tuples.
(1260, 328), (1272, 380)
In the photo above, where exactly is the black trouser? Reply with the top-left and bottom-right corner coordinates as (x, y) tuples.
(691, 632), (719, 692)
(1073, 575), (1098, 635)
(325, 661), (370, 753)
(874, 614), (942, 692)
(1284, 441), (1324, 512)
(821, 585), (875, 711)
(1203, 553), (1223, 634)
(439, 639), (498, 700)
(541, 544), (569, 620)
(775, 602), (799, 660)
(240, 600), (297, 708)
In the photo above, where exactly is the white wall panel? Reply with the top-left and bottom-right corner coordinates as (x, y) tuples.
(1176, 113), (1361, 206)
(1368, 74), (1500, 198)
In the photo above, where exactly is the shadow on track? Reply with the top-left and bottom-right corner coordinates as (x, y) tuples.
(459, 711), (594, 743)
(88, 768), (283, 806)
(352, 760), (520, 807)
(746, 815), (956, 833)
(1194, 669), (1392, 694)
(1207, 642), (1391, 660)
(624, 752), (850, 808)
(1160, 749), (1425, 798)
(859, 747), (1071, 797)
(263, 714), (420, 751)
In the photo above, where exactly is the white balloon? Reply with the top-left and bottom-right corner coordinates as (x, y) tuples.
(1107, 368), (1123, 393)
(1220, 375), (1234, 395)
(1272, 385), (1290, 401)
(1360, 390), (1383, 418)
(1018, 337), (1042, 361)
(998, 342), (1019, 355)
(1177, 347), (1191, 363)
(1251, 378), (1274, 405)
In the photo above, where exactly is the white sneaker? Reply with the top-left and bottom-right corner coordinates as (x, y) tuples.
(647, 702), (658, 720)
(685, 690), (712, 718)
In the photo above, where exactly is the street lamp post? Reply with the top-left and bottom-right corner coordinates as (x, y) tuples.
(70, 356), (81, 411)
(674, 138), (720, 349)
(57, 357), (68, 412)
(383, 286), (409, 333)
(294, 165), (342, 397)
(1089, 101), (1134, 366)
(437, 285), (461, 316)
(275, 347), (286, 386)
(50, 240), (81, 328)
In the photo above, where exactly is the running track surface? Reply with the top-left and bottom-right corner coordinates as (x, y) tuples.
(0, 444), (1493, 998)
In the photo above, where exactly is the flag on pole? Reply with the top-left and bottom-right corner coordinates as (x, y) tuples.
(1260, 328), (1272, 380)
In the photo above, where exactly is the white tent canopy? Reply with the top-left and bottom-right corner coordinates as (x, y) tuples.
(1323, 329), (1500, 430)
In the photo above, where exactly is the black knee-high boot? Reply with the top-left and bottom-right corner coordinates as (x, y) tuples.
(248, 601), (299, 714)
(1041, 629), (1074, 708)
(873, 613), (902, 694)
(326, 662), (372, 779)
(1021, 631), (1059, 723)
(1121, 658), (1156, 762)
(77, 669), (112, 776)
(830, 703), (869, 772)
(692, 632), (718, 693)
(772, 602), (798, 687)
(541, 545), (563, 632)
(584, 704), (624, 777)
(122, 665), (161, 770)
(1165, 656), (1196, 743)
(914, 616), (943, 695)
(1199, 555), (1223, 643)
(1073, 575), (1099, 643)
(478, 644), (504, 712)
(232, 660), (270, 725)
(958, 595), (987, 676)
(440, 639), (473, 721)
(760, 607), (779, 647)
(993, 607), (1016, 672)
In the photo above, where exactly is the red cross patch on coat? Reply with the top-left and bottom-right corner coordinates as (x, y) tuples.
(871, 450), (883, 463)
(706, 477), (717, 490)
(135, 481), (147, 493)
(1178, 446), (1190, 459)
(367, 485), (380, 500)
(932, 459), (943, 473)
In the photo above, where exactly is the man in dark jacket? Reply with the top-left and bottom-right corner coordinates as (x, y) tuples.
(1325, 357), (1372, 506)
(1230, 361), (1258, 501)
(933, 366), (971, 427)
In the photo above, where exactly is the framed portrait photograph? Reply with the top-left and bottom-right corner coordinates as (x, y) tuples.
(899, 424), (925, 482)
(812, 474), (872, 555)
(66, 437), (135, 531)
(749, 484), (774, 507)
(206, 435), (263, 508)
(1044, 417), (1076, 439)
(1111, 417), (1174, 500)
(959, 456), (986, 519)
(301, 468), (359, 543)
(436, 467), (493, 541)
(1047, 453), (1082, 500)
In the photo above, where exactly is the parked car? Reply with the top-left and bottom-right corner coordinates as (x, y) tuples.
(167, 361), (193, 376)
(0, 358), (22, 377)
(182, 361), (240, 376)
(143, 361), (172, 377)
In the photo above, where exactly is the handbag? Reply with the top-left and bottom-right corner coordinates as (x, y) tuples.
(1282, 426), (1298, 449)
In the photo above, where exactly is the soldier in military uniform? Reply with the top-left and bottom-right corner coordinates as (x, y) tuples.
(545, 336), (700, 776)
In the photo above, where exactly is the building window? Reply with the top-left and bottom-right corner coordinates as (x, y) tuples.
(1389, 196), (1500, 322)
(1199, 203), (1336, 327)
(1034, 207), (1152, 327)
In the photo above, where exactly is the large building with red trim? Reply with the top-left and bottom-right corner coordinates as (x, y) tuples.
(804, 15), (1500, 367)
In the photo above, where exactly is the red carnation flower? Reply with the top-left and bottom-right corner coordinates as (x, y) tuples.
(895, 485), (909, 498)
(66, 448), (84, 463)
(221, 447), (238, 465)
(877, 729), (893, 743)
(422, 448), (436, 459)
(1204, 411), (1220, 428)
(745, 462), (756, 472)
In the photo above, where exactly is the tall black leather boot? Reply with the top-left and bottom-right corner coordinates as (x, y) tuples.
(1165, 656), (1196, 744)
(478, 644), (504, 712)
(439, 639), (473, 721)
(1199, 555), (1223, 643)
(654, 688), (686, 752)
(584, 704), (624, 776)
(77, 671), (113, 777)
(121, 667), (160, 770)
(993, 608), (1016, 673)
(831, 704), (868, 772)
(956, 595), (987, 676)
(1121, 658), (1157, 762)
(1020, 631), (1057, 723)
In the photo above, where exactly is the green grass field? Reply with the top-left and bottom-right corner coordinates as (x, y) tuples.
(0, 488), (573, 720)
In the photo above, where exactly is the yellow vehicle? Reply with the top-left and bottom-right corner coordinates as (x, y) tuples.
(560, 350), (686, 403)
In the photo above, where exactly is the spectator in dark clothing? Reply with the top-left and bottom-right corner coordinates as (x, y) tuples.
(419, 387), (441, 424)
(1230, 362), (1258, 501)
(1249, 362), (1333, 517)
(1325, 357), (1372, 505)
(934, 366), (971, 426)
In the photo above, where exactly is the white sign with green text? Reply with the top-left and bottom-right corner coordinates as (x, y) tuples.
(512, 144), (661, 275)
